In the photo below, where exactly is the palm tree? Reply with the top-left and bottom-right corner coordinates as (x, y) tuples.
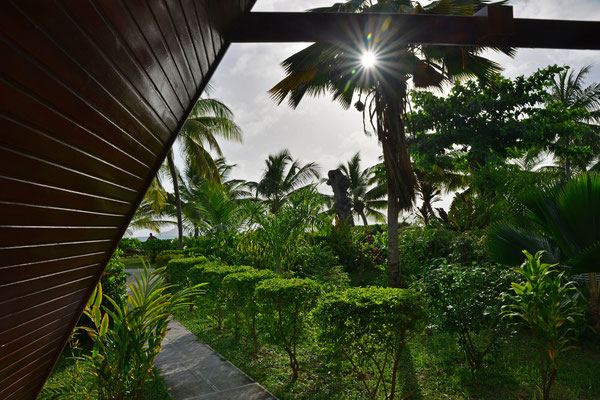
(270, 0), (511, 286)
(254, 149), (320, 213)
(547, 66), (600, 177)
(487, 173), (600, 328)
(338, 152), (386, 225)
(166, 97), (242, 249)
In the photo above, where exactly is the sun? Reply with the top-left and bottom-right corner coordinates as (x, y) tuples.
(361, 51), (377, 68)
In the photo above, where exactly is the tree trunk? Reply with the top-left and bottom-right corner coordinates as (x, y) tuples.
(376, 82), (415, 288)
(359, 210), (369, 226)
(565, 158), (572, 178)
(387, 186), (401, 288)
(167, 151), (183, 250)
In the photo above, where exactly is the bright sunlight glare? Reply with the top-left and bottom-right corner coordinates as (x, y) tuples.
(361, 51), (376, 68)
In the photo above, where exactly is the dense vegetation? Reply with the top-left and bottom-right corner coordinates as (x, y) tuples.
(40, 27), (600, 399)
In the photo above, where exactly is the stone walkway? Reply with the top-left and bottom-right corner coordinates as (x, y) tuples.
(125, 269), (276, 399)
(155, 320), (278, 400)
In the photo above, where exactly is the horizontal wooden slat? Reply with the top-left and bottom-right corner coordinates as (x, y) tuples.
(0, 338), (63, 388)
(0, 40), (159, 166)
(1, 2), (170, 149)
(0, 299), (82, 351)
(0, 253), (104, 284)
(0, 201), (125, 227)
(0, 276), (96, 317)
(0, 318), (74, 366)
(1, 116), (145, 191)
(0, 240), (111, 268)
(0, 82), (151, 178)
(0, 176), (133, 215)
(0, 288), (89, 332)
(0, 147), (140, 203)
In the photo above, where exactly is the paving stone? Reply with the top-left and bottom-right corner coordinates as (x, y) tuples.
(156, 320), (277, 400)
(193, 383), (278, 400)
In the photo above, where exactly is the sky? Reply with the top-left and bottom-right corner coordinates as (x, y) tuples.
(150, 0), (600, 237)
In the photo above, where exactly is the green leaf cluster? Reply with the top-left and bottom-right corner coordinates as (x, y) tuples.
(76, 265), (203, 399)
(255, 278), (321, 379)
(314, 287), (425, 400)
(502, 251), (584, 399)
(166, 256), (208, 288)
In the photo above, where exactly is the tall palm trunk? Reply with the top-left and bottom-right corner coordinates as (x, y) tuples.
(376, 81), (416, 288)
(355, 202), (369, 226)
(166, 151), (183, 250)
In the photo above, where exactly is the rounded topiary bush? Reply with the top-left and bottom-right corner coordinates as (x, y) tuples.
(314, 287), (426, 400)
(189, 262), (253, 329)
(255, 278), (321, 379)
(222, 269), (277, 351)
(156, 250), (185, 268)
(166, 256), (208, 288)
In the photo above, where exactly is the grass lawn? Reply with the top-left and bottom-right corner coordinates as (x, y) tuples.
(175, 309), (600, 400)
(40, 346), (171, 399)
(122, 255), (151, 270)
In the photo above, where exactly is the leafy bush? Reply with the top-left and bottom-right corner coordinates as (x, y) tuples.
(189, 262), (253, 329)
(502, 251), (584, 400)
(222, 269), (277, 352)
(314, 287), (426, 400)
(117, 238), (143, 256)
(293, 244), (349, 290)
(101, 249), (128, 310)
(141, 239), (176, 263)
(155, 250), (185, 268)
(417, 261), (515, 369)
(255, 278), (321, 379)
(74, 266), (202, 400)
(166, 256), (208, 288)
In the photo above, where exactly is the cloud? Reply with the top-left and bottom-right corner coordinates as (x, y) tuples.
(175, 0), (600, 201)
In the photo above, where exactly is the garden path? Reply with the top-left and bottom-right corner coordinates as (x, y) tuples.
(125, 269), (277, 400)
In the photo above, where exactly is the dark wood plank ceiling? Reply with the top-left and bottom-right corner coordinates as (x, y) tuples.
(0, 1), (254, 399)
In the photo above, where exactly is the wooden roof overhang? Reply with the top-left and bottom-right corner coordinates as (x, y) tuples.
(0, 3), (598, 399)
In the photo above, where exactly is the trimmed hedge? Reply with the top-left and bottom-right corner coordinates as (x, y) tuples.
(189, 263), (253, 329)
(255, 278), (321, 379)
(166, 256), (208, 288)
(156, 250), (185, 268)
(314, 287), (426, 399)
(222, 269), (277, 351)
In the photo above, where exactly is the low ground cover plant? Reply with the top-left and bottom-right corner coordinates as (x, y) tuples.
(314, 287), (425, 400)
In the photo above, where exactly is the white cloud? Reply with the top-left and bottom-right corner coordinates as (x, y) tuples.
(174, 0), (600, 209)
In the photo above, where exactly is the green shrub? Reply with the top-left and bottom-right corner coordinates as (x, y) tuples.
(189, 263), (253, 329)
(166, 256), (208, 288)
(141, 239), (176, 263)
(417, 261), (516, 370)
(255, 278), (321, 379)
(101, 249), (128, 310)
(314, 287), (426, 400)
(502, 251), (585, 400)
(72, 266), (202, 400)
(222, 269), (277, 352)
(155, 250), (185, 268)
(293, 244), (349, 291)
(118, 238), (143, 256)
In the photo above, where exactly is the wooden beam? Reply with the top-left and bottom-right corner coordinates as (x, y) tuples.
(230, 6), (600, 50)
